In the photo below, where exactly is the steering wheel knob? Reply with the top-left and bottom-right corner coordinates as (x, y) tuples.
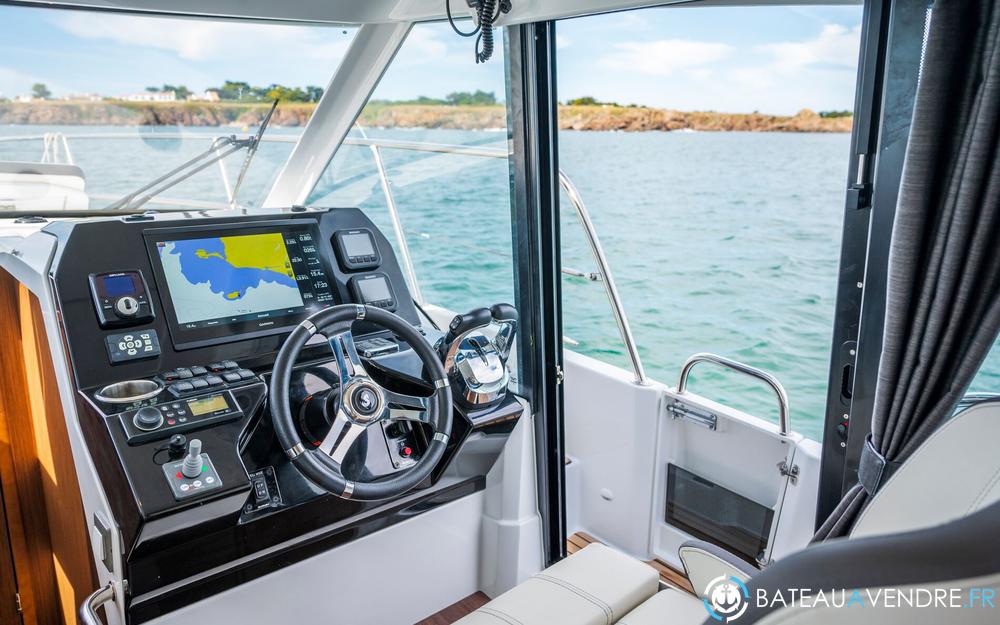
(344, 381), (383, 422)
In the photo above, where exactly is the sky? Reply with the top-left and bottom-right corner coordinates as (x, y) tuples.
(0, 4), (863, 115)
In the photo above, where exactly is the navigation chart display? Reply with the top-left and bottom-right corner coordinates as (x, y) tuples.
(149, 224), (336, 345)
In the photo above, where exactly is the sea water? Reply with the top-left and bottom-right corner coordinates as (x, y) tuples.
(3, 124), (998, 441)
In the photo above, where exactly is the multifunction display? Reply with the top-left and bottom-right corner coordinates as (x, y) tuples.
(145, 221), (337, 348)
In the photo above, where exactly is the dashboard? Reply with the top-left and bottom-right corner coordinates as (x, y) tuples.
(45, 207), (522, 623)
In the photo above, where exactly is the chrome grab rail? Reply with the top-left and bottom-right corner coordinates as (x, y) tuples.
(676, 352), (790, 435)
(0, 131), (648, 384)
(80, 581), (115, 625)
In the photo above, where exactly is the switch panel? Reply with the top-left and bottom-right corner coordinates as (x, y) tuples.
(106, 329), (161, 363)
(244, 466), (282, 514)
(162, 453), (223, 500)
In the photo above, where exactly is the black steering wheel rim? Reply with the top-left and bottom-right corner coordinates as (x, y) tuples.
(270, 304), (453, 501)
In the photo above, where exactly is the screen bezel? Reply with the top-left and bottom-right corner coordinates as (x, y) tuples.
(143, 219), (338, 350)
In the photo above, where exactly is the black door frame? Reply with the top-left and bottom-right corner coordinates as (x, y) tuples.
(506, 22), (567, 566)
(817, 0), (930, 526)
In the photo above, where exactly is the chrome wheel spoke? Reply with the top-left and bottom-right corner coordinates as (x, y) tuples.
(384, 388), (431, 424)
(318, 409), (367, 464)
(329, 330), (367, 386)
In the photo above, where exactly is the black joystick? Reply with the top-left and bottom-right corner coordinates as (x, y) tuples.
(167, 434), (188, 459)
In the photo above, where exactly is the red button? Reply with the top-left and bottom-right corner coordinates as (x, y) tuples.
(401, 446), (412, 457)
(176, 472), (182, 478)
(167, 419), (176, 425)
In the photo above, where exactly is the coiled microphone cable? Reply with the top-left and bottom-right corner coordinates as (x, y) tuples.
(446, 0), (509, 63)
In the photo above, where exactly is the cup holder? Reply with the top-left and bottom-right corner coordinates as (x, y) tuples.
(95, 379), (163, 404)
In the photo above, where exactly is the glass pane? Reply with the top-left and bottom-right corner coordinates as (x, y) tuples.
(309, 23), (513, 315)
(556, 5), (864, 441)
(0, 6), (356, 210)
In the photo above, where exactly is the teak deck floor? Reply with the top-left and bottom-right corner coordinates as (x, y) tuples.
(567, 531), (695, 595)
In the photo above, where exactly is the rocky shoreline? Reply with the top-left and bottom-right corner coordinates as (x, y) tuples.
(0, 101), (852, 133)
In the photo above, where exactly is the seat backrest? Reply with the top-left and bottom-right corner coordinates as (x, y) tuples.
(735, 499), (1000, 625)
(849, 400), (1000, 539)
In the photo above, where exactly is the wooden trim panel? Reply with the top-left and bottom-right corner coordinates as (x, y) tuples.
(0, 269), (97, 625)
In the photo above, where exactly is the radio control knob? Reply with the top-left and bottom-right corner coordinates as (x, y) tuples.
(134, 406), (163, 431)
(115, 296), (140, 317)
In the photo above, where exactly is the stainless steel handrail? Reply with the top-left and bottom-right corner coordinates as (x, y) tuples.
(676, 352), (790, 435)
(0, 131), (648, 383)
(79, 581), (116, 625)
(560, 172), (647, 384)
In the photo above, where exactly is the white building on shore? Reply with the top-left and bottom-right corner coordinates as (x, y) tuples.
(121, 90), (176, 102)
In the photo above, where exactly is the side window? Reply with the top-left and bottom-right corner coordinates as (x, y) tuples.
(308, 23), (513, 317)
(555, 5), (864, 441)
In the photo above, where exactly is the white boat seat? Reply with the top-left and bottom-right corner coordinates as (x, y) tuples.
(615, 588), (706, 625)
(454, 543), (659, 625)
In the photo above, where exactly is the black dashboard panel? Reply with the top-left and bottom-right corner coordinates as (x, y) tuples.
(43, 207), (522, 623)
(46, 207), (421, 390)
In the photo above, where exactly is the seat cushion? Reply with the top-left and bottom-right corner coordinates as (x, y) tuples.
(617, 589), (706, 625)
(455, 543), (659, 625)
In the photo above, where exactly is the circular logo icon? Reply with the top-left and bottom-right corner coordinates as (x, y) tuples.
(702, 575), (749, 622)
(354, 388), (378, 414)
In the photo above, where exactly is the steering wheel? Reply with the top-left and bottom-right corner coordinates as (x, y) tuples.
(270, 305), (453, 501)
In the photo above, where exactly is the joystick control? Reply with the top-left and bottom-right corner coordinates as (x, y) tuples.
(181, 439), (204, 478)
(162, 438), (222, 500)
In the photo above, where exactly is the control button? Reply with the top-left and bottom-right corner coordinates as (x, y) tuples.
(167, 419), (176, 426)
(179, 483), (190, 492)
(193, 480), (203, 488)
(190, 366), (208, 376)
(222, 372), (242, 383)
(205, 375), (224, 386)
(221, 360), (239, 370)
(236, 369), (256, 380)
(205, 476), (215, 484)
(190, 378), (209, 390)
(171, 381), (194, 394)
(175, 368), (193, 379)
(134, 407), (164, 431)
(207, 362), (226, 372)
(253, 477), (270, 504)
(114, 296), (140, 317)
(399, 445), (412, 458)
(161, 370), (180, 382)
(171, 403), (181, 409)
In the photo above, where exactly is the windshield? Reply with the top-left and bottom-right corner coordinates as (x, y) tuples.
(0, 6), (357, 212)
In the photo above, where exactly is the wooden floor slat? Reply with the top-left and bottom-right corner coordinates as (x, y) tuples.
(414, 591), (490, 625)
(567, 531), (695, 595)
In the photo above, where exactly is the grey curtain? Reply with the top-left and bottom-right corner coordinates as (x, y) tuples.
(815, 0), (1000, 540)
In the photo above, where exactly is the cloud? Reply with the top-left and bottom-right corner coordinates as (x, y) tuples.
(598, 39), (733, 77)
(53, 12), (354, 62)
(757, 24), (861, 72)
(557, 34), (573, 50)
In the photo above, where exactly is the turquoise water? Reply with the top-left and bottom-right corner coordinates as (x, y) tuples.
(4, 124), (999, 440)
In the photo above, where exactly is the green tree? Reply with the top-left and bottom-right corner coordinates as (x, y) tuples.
(218, 81), (253, 100)
(566, 96), (599, 106)
(445, 90), (497, 105)
(31, 83), (51, 99)
(161, 84), (191, 100)
(305, 85), (324, 102)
